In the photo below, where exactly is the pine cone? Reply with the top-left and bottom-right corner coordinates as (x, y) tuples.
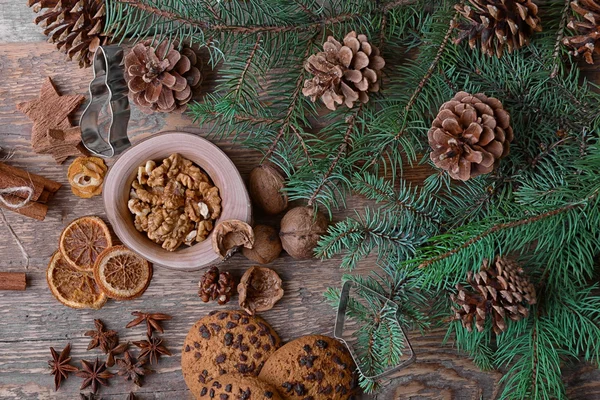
(563, 0), (600, 64)
(451, 256), (536, 335)
(27, 0), (108, 68)
(428, 91), (513, 181)
(124, 40), (202, 114)
(454, 0), (542, 58)
(198, 266), (235, 305)
(302, 31), (385, 110)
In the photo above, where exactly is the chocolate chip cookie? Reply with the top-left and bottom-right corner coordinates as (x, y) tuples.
(182, 310), (282, 398)
(193, 374), (283, 400)
(258, 335), (358, 400)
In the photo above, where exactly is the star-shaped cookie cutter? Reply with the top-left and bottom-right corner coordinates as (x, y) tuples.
(334, 280), (416, 380)
(80, 45), (131, 158)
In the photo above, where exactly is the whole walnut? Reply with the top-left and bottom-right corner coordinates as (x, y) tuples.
(248, 164), (288, 215)
(279, 206), (328, 259)
(242, 225), (282, 264)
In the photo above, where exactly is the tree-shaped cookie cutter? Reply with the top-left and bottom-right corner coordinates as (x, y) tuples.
(334, 280), (416, 380)
(80, 45), (131, 158)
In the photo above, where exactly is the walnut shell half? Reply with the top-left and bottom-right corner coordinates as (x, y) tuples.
(238, 266), (284, 315)
(211, 219), (255, 259)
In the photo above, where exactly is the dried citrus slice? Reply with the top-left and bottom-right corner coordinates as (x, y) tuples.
(46, 251), (107, 309)
(93, 245), (153, 300)
(59, 216), (112, 271)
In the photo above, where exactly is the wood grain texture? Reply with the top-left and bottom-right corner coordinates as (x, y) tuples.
(1, 6), (600, 400)
(103, 132), (252, 271)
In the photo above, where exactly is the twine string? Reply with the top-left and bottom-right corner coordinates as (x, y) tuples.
(0, 186), (34, 209)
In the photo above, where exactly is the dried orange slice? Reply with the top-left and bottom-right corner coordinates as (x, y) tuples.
(93, 245), (153, 300)
(59, 216), (112, 271)
(47, 251), (107, 309)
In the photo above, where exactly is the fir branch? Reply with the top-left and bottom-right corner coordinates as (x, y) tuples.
(307, 106), (361, 206)
(401, 11), (458, 133)
(115, 0), (364, 34)
(352, 171), (441, 230)
(549, 0), (572, 79)
(234, 34), (263, 102)
(316, 207), (425, 270)
(418, 194), (596, 269)
(263, 36), (317, 161)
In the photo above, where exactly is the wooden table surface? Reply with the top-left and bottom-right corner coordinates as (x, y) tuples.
(1, 2), (600, 399)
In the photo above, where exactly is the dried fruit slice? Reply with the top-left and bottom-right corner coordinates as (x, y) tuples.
(47, 251), (107, 309)
(67, 156), (107, 199)
(94, 246), (153, 300)
(59, 216), (112, 271)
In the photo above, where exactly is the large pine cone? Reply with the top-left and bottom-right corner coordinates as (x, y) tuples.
(454, 0), (542, 58)
(563, 0), (600, 64)
(198, 266), (235, 305)
(28, 0), (108, 68)
(428, 91), (513, 181)
(302, 31), (385, 110)
(451, 256), (537, 335)
(124, 40), (202, 114)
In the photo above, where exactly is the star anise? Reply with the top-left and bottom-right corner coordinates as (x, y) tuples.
(76, 358), (115, 394)
(126, 311), (172, 337)
(48, 343), (78, 391)
(106, 342), (129, 368)
(80, 394), (102, 400)
(85, 319), (118, 354)
(132, 336), (171, 365)
(116, 351), (151, 387)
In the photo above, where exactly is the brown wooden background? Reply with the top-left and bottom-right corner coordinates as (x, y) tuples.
(1, 2), (600, 399)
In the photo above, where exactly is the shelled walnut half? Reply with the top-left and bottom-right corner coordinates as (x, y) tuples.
(127, 153), (222, 251)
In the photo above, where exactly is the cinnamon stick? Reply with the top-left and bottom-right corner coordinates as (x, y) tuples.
(0, 162), (61, 193)
(0, 194), (48, 221)
(38, 190), (51, 203)
(0, 272), (27, 291)
(0, 171), (44, 201)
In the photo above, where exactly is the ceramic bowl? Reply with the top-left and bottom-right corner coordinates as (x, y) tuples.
(102, 131), (251, 271)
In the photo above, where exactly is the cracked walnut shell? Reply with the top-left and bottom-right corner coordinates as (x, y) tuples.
(128, 153), (221, 252)
(211, 219), (254, 259)
(238, 266), (284, 315)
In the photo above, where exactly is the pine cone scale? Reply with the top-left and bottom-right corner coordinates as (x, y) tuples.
(124, 40), (202, 114)
(29, 0), (108, 68)
(451, 256), (536, 335)
(455, 0), (541, 58)
(303, 31), (385, 110)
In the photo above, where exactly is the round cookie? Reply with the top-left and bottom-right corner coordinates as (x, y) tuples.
(182, 310), (282, 398)
(258, 335), (358, 400)
(194, 374), (283, 400)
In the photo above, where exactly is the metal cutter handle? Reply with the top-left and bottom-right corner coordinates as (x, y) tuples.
(80, 45), (131, 158)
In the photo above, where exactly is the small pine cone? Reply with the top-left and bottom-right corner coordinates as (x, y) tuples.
(124, 40), (202, 114)
(302, 31), (385, 110)
(454, 0), (542, 58)
(198, 266), (235, 305)
(27, 0), (109, 68)
(428, 91), (513, 181)
(562, 0), (600, 64)
(451, 256), (537, 335)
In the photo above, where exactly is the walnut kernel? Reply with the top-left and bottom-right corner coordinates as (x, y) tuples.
(128, 153), (222, 251)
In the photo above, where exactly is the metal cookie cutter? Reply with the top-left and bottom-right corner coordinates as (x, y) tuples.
(334, 280), (416, 380)
(80, 45), (131, 158)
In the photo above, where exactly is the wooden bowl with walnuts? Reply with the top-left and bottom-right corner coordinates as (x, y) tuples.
(103, 131), (252, 271)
